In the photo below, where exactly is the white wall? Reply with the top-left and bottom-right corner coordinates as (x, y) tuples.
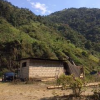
(20, 59), (30, 79)
(20, 59), (64, 79)
(29, 60), (64, 78)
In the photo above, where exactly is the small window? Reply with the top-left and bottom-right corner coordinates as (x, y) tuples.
(22, 62), (27, 67)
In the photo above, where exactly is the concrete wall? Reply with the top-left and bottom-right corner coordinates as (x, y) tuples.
(20, 59), (64, 79)
(20, 59), (30, 79)
(29, 60), (64, 78)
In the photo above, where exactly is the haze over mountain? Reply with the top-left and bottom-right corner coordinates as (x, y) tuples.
(0, 0), (100, 75)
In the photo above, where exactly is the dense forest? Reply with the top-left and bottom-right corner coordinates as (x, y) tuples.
(0, 0), (100, 75)
(45, 8), (100, 51)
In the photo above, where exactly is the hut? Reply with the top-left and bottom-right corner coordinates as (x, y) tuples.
(64, 61), (84, 78)
(19, 58), (64, 80)
(18, 58), (84, 80)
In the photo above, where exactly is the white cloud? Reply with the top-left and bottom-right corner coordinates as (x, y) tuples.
(27, 0), (30, 1)
(27, 0), (51, 15)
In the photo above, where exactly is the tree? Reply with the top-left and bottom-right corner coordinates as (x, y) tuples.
(85, 41), (92, 50)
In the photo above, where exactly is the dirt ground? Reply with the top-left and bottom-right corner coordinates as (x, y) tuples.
(0, 80), (99, 100)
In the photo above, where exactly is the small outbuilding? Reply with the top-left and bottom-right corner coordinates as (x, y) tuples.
(19, 58), (64, 80)
(18, 58), (84, 80)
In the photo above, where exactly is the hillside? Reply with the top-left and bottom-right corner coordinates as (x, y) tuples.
(0, 0), (100, 74)
(45, 8), (100, 52)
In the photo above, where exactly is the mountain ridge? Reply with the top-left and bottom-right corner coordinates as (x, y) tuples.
(0, 0), (100, 74)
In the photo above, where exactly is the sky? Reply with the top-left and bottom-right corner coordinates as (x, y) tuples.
(7, 0), (100, 15)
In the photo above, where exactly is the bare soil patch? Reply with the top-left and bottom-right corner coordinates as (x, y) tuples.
(0, 81), (99, 100)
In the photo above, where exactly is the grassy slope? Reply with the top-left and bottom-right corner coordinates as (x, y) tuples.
(0, 8), (99, 73)
(0, 17), (34, 43)
(18, 21), (100, 73)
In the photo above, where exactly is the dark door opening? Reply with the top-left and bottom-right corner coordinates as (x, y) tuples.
(63, 62), (70, 75)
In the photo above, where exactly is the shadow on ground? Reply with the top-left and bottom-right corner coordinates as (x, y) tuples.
(40, 95), (96, 100)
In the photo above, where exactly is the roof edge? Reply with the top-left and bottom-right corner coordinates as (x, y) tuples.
(17, 57), (66, 62)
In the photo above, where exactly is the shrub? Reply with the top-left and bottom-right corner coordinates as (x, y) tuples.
(70, 77), (83, 97)
(57, 74), (84, 97)
(57, 74), (73, 89)
(82, 51), (88, 57)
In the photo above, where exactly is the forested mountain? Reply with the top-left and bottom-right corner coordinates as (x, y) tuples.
(45, 8), (100, 51)
(0, 0), (100, 75)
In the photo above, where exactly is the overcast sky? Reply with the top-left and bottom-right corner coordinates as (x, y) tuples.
(7, 0), (100, 15)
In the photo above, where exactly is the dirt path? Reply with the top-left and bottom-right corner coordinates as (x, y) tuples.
(0, 82), (71, 100)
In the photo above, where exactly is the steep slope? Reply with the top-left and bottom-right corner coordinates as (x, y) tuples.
(0, 0), (100, 74)
(45, 8), (100, 51)
(0, 17), (34, 42)
(46, 8), (100, 39)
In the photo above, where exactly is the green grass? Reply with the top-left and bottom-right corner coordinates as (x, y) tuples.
(89, 55), (99, 63)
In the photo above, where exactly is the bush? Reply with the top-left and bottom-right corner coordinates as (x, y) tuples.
(57, 74), (84, 97)
(57, 74), (73, 89)
(70, 78), (83, 97)
(82, 51), (88, 57)
(0, 68), (10, 77)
